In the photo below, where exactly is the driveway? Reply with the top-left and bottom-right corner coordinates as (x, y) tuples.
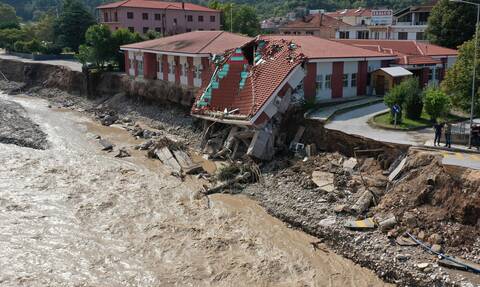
(0, 53), (82, 72)
(325, 102), (434, 146)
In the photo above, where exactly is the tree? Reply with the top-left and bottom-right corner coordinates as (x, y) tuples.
(384, 77), (420, 122)
(402, 78), (422, 120)
(0, 28), (31, 50)
(112, 28), (143, 70)
(442, 35), (480, 115)
(77, 24), (114, 68)
(54, 0), (95, 51)
(34, 12), (56, 43)
(0, 3), (20, 29)
(424, 87), (451, 122)
(426, 0), (477, 49)
(208, 1), (260, 36)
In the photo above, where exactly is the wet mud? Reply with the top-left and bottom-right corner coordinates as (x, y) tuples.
(0, 93), (391, 286)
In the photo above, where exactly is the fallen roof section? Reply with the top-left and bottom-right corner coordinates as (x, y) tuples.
(121, 31), (253, 56)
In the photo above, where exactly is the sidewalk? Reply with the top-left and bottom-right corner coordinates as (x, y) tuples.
(306, 96), (383, 122)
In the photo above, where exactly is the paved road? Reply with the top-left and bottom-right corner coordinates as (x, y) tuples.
(441, 150), (480, 170)
(325, 102), (433, 146)
(0, 53), (82, 72)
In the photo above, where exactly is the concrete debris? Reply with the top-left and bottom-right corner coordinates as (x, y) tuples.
(136, 140), (154, 150)
(311, 170), (335, 192)
(342, 157), (357, 171)
(154, 147), (182, 174)
(431, 244), (442, 253)
(388, 156), (407, 181)
(351, 189), (375, 214)
(319, 216), (336, 227)
(417, 263), (430, 270)
(173, 150), (203, 174)
(100, 114), (119, 126)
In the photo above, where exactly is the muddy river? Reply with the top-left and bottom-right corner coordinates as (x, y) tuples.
(0, 92), (392, 286)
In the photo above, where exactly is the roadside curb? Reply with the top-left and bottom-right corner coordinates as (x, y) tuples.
(413, 145), (480, 155)
(305, 98), (383, 123)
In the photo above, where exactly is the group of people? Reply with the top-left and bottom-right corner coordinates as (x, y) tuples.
(434, 122), (480, 150)
(433, 122), (452, 148)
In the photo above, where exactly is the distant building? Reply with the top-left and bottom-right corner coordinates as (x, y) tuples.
(332, 3), (435, 41)
(96, 0), (221, 36)
(278, 13), (350, 38)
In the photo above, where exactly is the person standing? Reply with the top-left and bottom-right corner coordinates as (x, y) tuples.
(445, 122), (452, 148)
(433, 122), (444, 146)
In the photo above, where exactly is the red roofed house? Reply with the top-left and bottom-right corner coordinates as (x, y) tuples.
(191, 36), (397, 159)
(120, 31), (253, 90)
(278, 13), (350, 38)
(97, 0), (221, 36)
(336, 39), (458, 93)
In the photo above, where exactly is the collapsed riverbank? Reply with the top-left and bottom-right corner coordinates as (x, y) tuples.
(1, 77), (480, 287)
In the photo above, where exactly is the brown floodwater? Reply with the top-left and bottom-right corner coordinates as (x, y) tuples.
(0, 93), (393, 287)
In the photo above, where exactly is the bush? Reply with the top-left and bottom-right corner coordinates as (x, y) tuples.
(424, 87), (451, 121)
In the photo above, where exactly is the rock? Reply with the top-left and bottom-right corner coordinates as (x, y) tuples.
(311, 170), (335, 192)
(99, 139), (113, 151)
(379, 216), (397, 232)
(319, 216), (336, 227)
(333, 204), (348, 213)
(101, 114), (118, 126)
(343, 157), (358, 171)
(429, 233), (443, 244)
(351, 189), (374, 214)
(417, 263), (430, 270)
(395, 254), (411, 261)
(431, 244), (442, 253)
(115, 148), (130, 158)
(418, 231), (426, 240)
(137, 140), (154, 150)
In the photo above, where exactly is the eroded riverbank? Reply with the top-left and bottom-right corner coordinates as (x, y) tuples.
(0, 92), (391, 286)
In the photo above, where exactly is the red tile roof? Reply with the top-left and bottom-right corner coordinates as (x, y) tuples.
(97, 0), (219, 12)
(327, 8), (372, 18)
(281, 13), (350, 29)
(337, 39), (458, 57)
(263, 36), (392, 59)
(121, 31), (253, 55)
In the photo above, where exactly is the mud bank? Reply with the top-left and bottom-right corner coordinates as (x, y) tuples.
(0, 91), (393, 286)
(0, 58), (194, 106)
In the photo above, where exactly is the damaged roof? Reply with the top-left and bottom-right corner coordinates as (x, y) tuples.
(327, 8), (372, 18)
(97, 0), (219, 12)
(121, 31), (253, 55)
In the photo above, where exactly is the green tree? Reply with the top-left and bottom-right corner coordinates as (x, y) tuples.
(54, 0), (95, 51)
(34, 12), (56, 43)
(424, 87), (451, 122)
(402, 78), (422, 120)
(77, 24), (114, 68)
(384, 77), (420, 122)
(208, 1), (260, 36)
(0, 28), (31, 50)
(442, 35), (480, 115)
(0, 3), (20, 29)
(426, 0), (477, 49)
(112, 28), (143, 70)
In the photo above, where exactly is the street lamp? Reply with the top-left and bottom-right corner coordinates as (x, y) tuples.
(451, 0), (480, 148)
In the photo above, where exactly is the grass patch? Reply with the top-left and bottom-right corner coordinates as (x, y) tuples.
(371, 111), (465, 130)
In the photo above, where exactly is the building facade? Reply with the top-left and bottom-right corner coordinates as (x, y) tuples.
(120, 31), (253, 89)
(278, 13), (350, 38)
(97, 0), (221, 36)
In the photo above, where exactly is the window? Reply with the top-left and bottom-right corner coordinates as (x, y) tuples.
(325, 75), (332, 89)
(284, 31), (291, 35)
(316, 75), (323, 91)
(137, 61), (144, 76)
(398, 32), (408, 40)
(435, 67), (442, 80)
(173, 18), (177, 24)
(104, 12), (109, 22)
(143, 27), (149, 34)
(428, 68), (433, 81)
(198, 28), (204, 31)
(343, 74), (349, 87)
(198, 15), (204, 22)
(114, 12), (118, 22)
(373, 32), (380, 40)
(306, 31), (314, 35)
(142, 13), (148, 20)
(187, 15), (193, 22)
(179, 63), (184, 76)
(158, 59), (163, 73)
(357, 30), (369, 39)
(155, 27), (161, 32)
(127, 12), (134, 19)
(351, 73), (357, 87)
(339, 31), (349, 39)
(186, 28), (192, 32)
(128, 27), (134, 32)
(210, 15), (216, 22)
(194, 65), (202, 78)
(155, 13), (161, 21)
(416, 32), (425, 40)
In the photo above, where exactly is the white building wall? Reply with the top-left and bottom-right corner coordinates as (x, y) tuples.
(156, 55), (162, 80)
(315, 62), (333, 100)
(168, 55), (175, 82)
(343, 61), (358, 98)
(180, 56), (188, 85)
(193, 57), (202, 87)
(368, 60), (382, 73)
(128, 52), (135, 76)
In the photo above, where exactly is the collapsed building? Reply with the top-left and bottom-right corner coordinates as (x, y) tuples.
(191, 36), (397, 160)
